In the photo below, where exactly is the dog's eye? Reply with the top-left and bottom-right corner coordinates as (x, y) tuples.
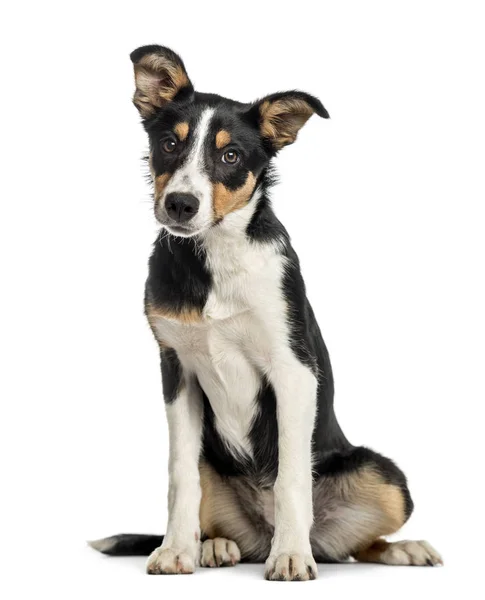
(222, 150), (239, 165)
(162, 139), (177, 153)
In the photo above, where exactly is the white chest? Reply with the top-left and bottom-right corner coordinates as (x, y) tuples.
(152, 233), (288, 458)
(154, 313), (261, 456)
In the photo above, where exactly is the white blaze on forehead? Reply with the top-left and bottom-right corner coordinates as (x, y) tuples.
(163, 107), (215, 231)
(186, 107), (215, 174)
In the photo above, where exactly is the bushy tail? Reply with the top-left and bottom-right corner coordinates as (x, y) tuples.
(88, 534), (164, 556)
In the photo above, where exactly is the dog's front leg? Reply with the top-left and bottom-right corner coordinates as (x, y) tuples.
(265, 358), (318, 581)
(146, 366), (203, 575)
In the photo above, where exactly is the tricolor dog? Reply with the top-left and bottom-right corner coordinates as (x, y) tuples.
(90, 45), (442, 580)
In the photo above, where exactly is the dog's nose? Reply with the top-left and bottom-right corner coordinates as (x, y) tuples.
(165, 193), (199, 223)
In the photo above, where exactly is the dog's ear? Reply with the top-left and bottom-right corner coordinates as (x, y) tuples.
(248, 91), (329, 151)
(130, 45), (194, 119)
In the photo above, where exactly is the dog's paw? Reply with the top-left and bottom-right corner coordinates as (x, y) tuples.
(146, 547), (196, 574)
(200, 538), (241, 567)
(380, 540), (443, 566)
(264, 553), (318, 581)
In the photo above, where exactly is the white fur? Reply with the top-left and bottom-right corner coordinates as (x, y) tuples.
(159, 108), (215, 236)
(200, 538), (241, 567)
(377, 540), (443, 566)
(153, 190), (296, 458)
(146, 378), (203, 573)
(152, 191), (319, 573)
(265, 361), (317, 565)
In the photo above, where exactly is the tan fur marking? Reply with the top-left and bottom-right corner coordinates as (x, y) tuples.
(260, 98), (314, 149)
(145, 303), (202, 350)
(147, 303), (202, 326)
(174, 122), (189, 141)
(199, 461), (220, 538)
(311, 466), (407, 559)
(199, 462), (253, 544)
(154, 173), (171, 200)
(343, 468), (405, 536)
(213, 172), (256, 219)
(145, 306), (169, 349)
(133, 53), (190, 118)
(215, 129), (231, 149)
(353, 539), (391, 563)
(378, 481), (406, 532)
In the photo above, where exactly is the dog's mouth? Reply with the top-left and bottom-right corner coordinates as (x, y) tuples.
(162, 222), (200, 238)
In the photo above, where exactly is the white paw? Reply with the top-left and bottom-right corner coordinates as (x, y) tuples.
(382, 540), (443, 566)
(146, 546), (196, 574)
(265, 553), (318, 581)
(200, 538), (241, 567)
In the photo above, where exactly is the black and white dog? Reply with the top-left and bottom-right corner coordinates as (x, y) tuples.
(90, 45), (442, 580)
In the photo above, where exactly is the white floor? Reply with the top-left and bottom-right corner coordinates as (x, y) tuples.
(8, 540), (472, 600)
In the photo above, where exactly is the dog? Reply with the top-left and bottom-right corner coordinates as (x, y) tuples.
(89, 45), (442, 580)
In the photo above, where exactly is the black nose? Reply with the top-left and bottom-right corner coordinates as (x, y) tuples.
(165, 193), (199, 223)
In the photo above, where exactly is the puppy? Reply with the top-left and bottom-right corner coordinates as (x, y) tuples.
(90, 45), (442, 580)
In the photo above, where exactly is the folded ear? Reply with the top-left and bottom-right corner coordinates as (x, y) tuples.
(130, 45), (194, 119)
(249, 91), (329, 151)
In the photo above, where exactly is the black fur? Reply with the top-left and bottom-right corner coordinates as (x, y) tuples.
(160, 348), (183, 405)
(144, 92), (271, 193)
(202, 391), (248, 477)
(145, 234), (212, 317)
(90, 45), (415, 559)
(90, 534), (164, 556)
(202, 377), (280, 484)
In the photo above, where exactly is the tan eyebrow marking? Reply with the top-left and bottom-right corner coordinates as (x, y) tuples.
(174, 122), (189, 141)
(215, 129), (231, 149)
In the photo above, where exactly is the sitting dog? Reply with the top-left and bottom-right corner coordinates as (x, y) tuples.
(90, 45), (442, 580)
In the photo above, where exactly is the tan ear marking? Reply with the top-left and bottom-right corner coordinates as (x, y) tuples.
(215, 129), (231, 149)
(174, 122), (190, 141)
(213, 172), (256, 219)
(133, 53), (190, 118)
(260, 98), (314, 149)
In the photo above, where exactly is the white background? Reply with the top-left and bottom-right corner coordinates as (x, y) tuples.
(1, 1), (484, 598)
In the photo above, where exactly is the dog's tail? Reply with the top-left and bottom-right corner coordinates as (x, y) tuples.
(88, 534), (164, 556)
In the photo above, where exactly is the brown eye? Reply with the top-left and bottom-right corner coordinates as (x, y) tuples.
(162, 139), (177, 153)
(222, 150), (239, 164)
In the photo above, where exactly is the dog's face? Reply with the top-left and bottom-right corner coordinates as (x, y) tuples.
(131, 45), (329, 237)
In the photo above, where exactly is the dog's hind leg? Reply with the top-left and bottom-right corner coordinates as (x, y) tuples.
(353, 538), (442, 566)
(310, 446), (443, 566)
(199, 461), (273, 564)
(200, 538), (241, 568)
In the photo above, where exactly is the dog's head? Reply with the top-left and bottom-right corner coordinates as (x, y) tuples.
(131, 45), (329, 237)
